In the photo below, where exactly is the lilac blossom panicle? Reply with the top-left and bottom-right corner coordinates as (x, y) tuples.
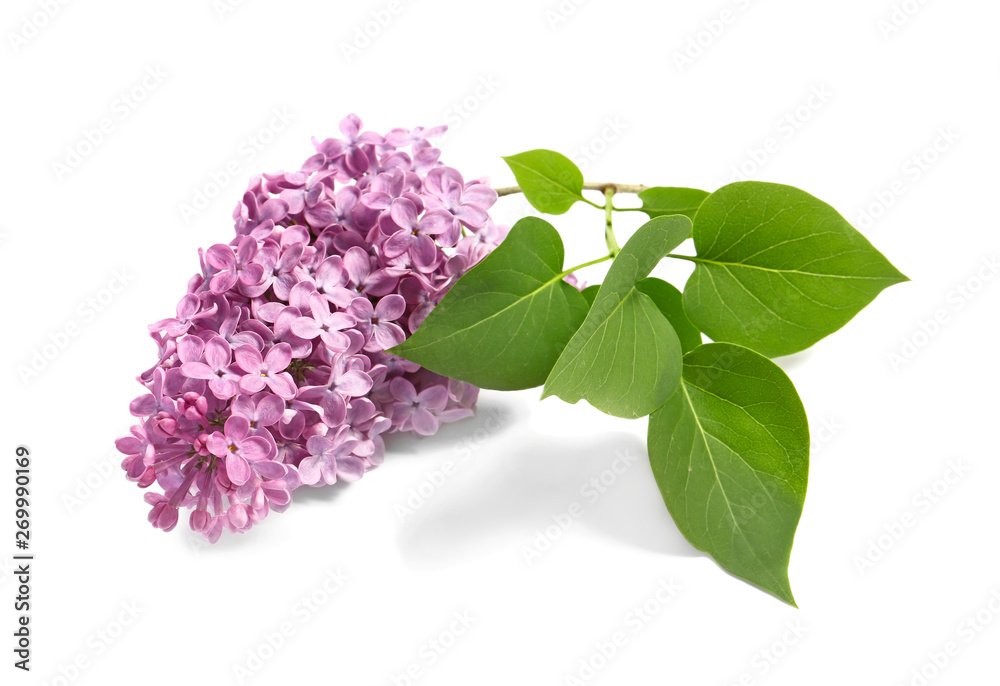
(117, 115), (507, 542)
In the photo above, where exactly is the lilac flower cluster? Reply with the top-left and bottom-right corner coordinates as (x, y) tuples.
(117, 114), (506, 542)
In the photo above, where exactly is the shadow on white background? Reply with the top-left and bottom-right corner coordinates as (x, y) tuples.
(387, 420), (701, 564)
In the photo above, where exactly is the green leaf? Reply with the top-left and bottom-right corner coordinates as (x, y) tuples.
(389, 217), (589, 390)
(635, 277), (702, 354)
(681, 181), (908, 358)
(542, 215), (691, 418)
(648, 343), (809, 605)
(502, 149), (585, 214)
(581, 284), (600, 307)
(638, 186), (710, 221)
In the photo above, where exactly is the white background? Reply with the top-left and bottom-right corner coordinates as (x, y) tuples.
(1, 0), (998, 684)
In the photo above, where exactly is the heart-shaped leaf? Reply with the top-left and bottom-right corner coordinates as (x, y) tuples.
(648, 342), (809, 605)
(390, 217), (589, 390)
(635, 277), (702, 354)
(638, 186), (709, 221)
(542, 215), (691, 418)
(502, 149), (585, 215)
(682, 181), (908, 357)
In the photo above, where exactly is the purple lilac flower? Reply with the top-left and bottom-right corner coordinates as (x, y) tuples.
(118, 114), (504, 541)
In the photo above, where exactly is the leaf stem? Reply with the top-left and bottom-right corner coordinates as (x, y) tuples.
(560, 253), (613, 278)
(603, 187), (620, 257)
(494, 181), (650, 198)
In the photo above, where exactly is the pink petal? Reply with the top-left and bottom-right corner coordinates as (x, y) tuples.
(337, 455), (366, 482)
(417, 385), (449, 411)
(263, 482), (291, 506)
(180, 362), (216, 380)
(240, 263), (265, 284)
(266, 373), (297, 399)
(411, 234), (438, 268)
(228, 503), (249, 528)
(236, 235), (258, 263)
(209, 378), (239, 399)
(337, 370), (373, 397)
(462, 184), (498, 207)
(390, 377), (417, 403)
(327, 312), (356, 330)
(240, 436), (270, 461)
(320, 456), (339, 485)
(291, 316), (322, 339)
(209, 270), (239, 294)
(234, 345), (263, 373)
(226, 453), (251, 485)
(259, 199), (289, 223)
(255, 395), (285, 426)
(389, 198), (418, 230)
(264, 343), (292, 372)
(297, 455), (322, 485)
(371, 322), (406, 351)
(343, 247), (371, 285)
(239, 375), (267, 394)
(345, 147), (369, 174)
(115, 436), (144, 455)
(411, 408), (440, 436)
(305, 202), (337, 228)
(225, 415), (250, 441)
(319, 392), (347, 425)
(419, 210), (454, 236)
(374, 294), (406, 321)
(340, 113), (363, 139)
(383, 230), (412, 259)
(176, 294), (200, 319)
(315, 255), (347, 289)
(362, 270), (398, 297)
(320, 330), (351, 351)
(206, 244), (236, 271)
(204, 337), (232, 370)
(230, 394), (255, 419)
(129, 395), (157, 416)
(177, 335), (205, 364)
